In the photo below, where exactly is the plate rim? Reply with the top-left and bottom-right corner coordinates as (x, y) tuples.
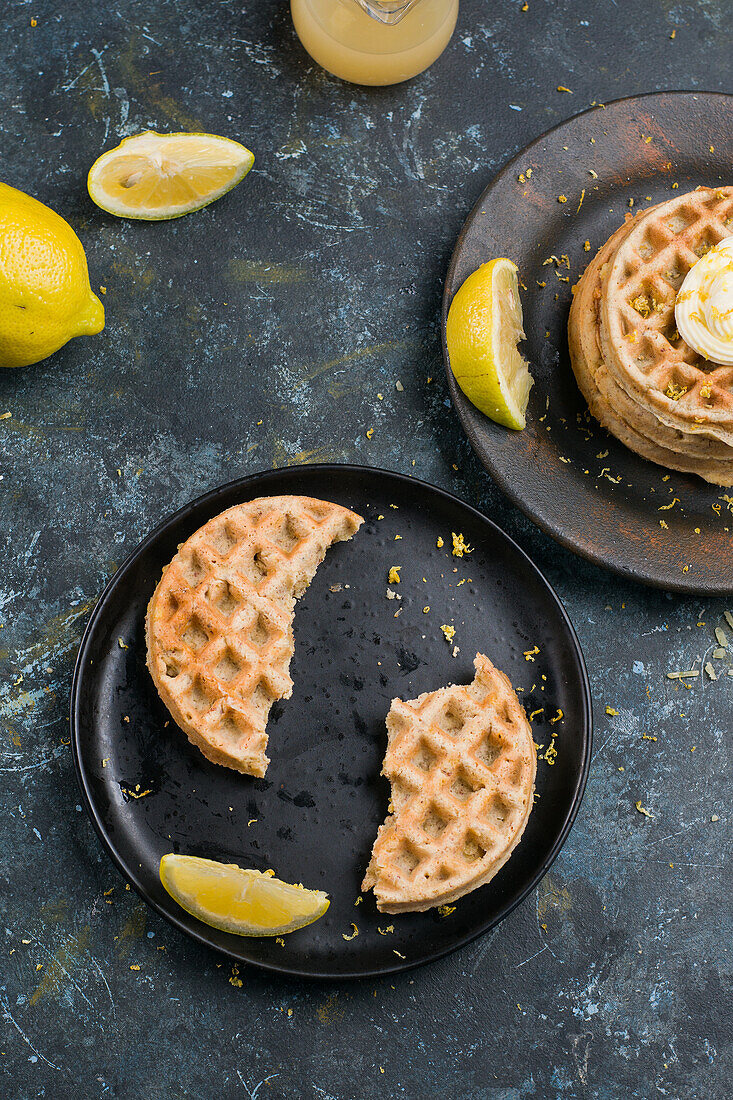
(441, 89), (733, 596)
(70, 462), (593, 980)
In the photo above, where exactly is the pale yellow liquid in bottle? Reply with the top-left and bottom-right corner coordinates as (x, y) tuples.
(290, 0), (459, 86)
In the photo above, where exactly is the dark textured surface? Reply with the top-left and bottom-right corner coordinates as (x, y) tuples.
(0, 0), (731, 1097)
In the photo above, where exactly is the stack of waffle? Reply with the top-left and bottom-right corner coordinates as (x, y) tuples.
(569, 186), (733, 485)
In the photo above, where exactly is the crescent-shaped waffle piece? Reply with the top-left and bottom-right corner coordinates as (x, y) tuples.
(146, 495), (363, 777)
(362, 654), (536, 913)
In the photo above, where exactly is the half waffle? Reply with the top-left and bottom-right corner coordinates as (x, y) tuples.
(362, 654), (536, 914)
(146, 495), (363, 777)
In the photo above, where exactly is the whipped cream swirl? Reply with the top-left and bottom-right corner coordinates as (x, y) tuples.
(675, 235), (733, 366)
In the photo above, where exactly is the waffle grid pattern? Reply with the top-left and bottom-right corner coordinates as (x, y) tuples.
(146, 496), (363, 776)
(363, 654), (536, 913)
(569, 188), (733, 484)
(601, 187), (733, 433)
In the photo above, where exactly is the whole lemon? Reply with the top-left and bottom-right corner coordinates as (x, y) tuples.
(0, 182), (104, 368)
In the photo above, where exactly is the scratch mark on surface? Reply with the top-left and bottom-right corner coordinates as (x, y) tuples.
(90, 957), (116, 1019)
(469, 925), (500, 973)
(236, 1072), (279, 1098)
(0, 994), (61, 1069)
(30, 930), (94, 1008)
(516, 943), (548, 968)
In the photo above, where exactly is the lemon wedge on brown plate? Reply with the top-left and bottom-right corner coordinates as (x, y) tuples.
(446, 257), (533, 430)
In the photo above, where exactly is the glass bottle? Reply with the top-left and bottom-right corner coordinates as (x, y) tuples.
(291, 0), (459, 86)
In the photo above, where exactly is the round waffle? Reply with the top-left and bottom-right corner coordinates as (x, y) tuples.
(599, 187), (733, 445)
(145, 495), (363, 777)
(569, 215), (733, 485)
(362, 654), (536, 914)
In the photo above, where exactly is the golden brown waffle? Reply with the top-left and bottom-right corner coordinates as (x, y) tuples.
(362, 654), (536, 913)
(569, 213), (733, 485)
(146, 495), (363, 777)
(600, 187), (733, 445)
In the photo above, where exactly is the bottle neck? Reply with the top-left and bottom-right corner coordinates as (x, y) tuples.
(352, 0), (421, 25)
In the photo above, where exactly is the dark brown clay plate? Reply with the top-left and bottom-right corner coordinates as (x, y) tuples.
(442, 91), (733, 594)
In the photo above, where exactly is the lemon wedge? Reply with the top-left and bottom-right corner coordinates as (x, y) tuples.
(159, 854), (329, 936)
(446, 258), (533, 430)
(87, 131), (254, 220)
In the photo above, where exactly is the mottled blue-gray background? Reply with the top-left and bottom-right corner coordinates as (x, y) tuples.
(1, 1), (731, 1097)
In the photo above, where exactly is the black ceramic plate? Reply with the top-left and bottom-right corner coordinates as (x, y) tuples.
(71, 465), (591, 979)
(442, 91), (733, 594)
